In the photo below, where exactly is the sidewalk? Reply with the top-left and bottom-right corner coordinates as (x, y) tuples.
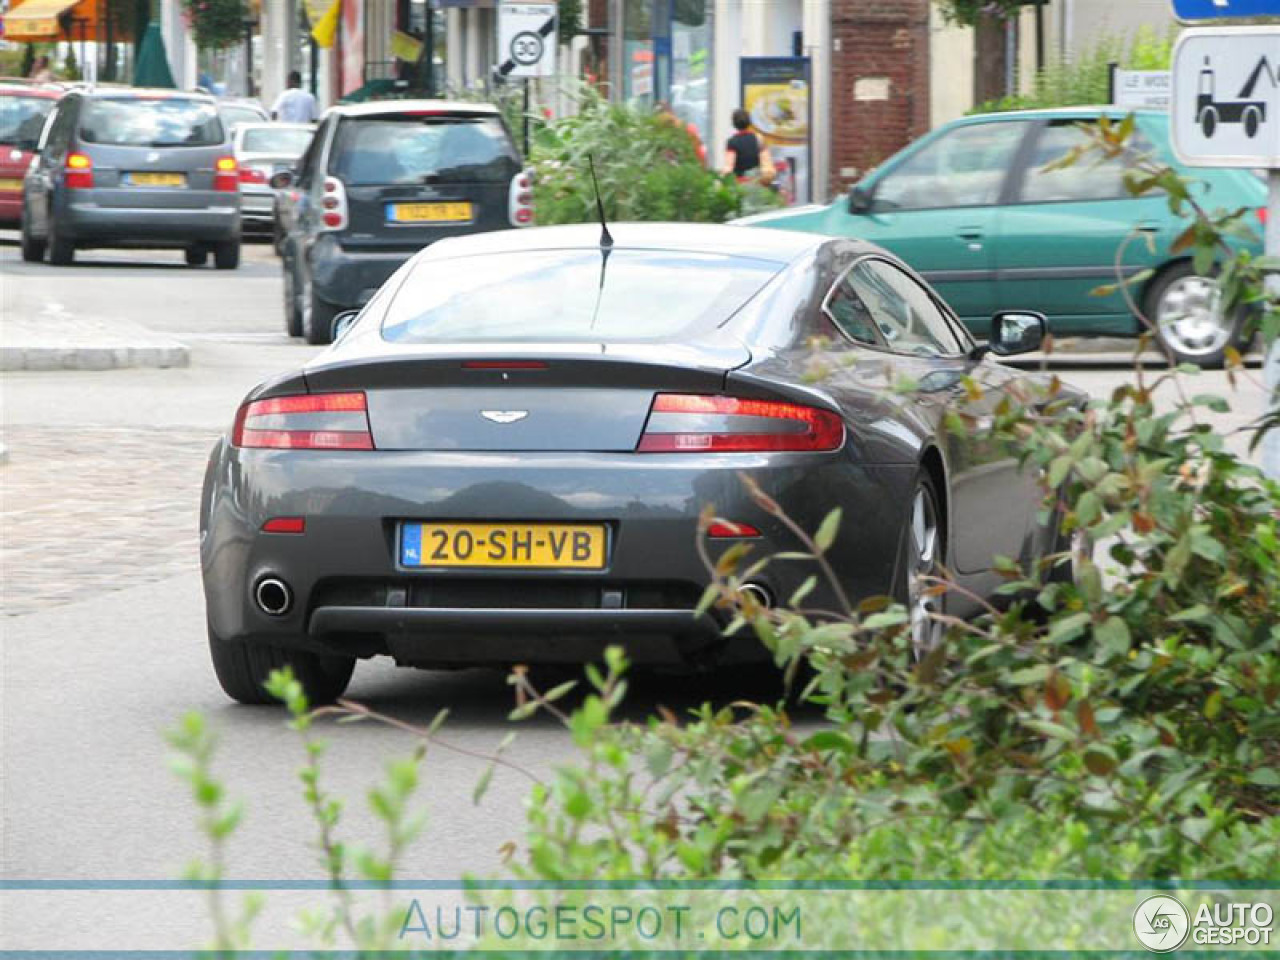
(1, 302), (189, 372)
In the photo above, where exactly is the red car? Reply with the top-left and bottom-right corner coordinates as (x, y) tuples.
(0, 81), (65, 228)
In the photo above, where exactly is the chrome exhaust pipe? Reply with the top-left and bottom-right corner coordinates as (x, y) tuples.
(737, 582), (773, 609)
(255, 577), (292, 616)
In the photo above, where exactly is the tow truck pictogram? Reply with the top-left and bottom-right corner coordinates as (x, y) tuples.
(1196, 54), (1276, 138)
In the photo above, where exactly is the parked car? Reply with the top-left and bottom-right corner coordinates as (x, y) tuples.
(20, 88), (241, 268)
(217, 97), (269, 132)
(199, 221), (1082, 705)
(231, 121), (314, 238)
(273, 100), (531, 345)
(743, 108), (1267, 366)
(0, 81), (64, 228)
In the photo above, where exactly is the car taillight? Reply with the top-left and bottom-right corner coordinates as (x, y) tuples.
(215, 156), (238, 192)
(232, 392), (374, 450)
(65, 152), (92, 189)
(637, 394), (845, 453)
(239, 166), (267, 185)
(1259, 208), (1269, 226)
(509, 169), (534, 227)
(320, 176), (348, 230)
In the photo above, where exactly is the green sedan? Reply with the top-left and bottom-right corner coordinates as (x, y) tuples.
(743, 107), (1266, 366)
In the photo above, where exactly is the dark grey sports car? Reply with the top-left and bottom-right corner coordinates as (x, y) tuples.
(200, 222), (1072, 704)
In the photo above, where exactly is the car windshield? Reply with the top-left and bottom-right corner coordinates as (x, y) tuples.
(241, 126), (313, 155)
(382, 250), (780, 344)
(220, 104), (266, 129)
(80, 97), (224, 147)
(330, 116), (519, 185)
(0, 95), (55, 149)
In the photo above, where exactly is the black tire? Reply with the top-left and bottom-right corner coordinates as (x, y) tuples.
(1200, 107), (1217, 139)
(208, 624), (354, 706)
(302, 274), (338, 346)
(185, 246), (208, 267)
(47, 217), (74, 266)
(282, 252), (303, 338)
(20, 206), (45, 263)
(893, 471), (946, 659)
(1244, 107), (1261, 139)
(1146, 261), (1246, 368)
(213, 240), (240, 270)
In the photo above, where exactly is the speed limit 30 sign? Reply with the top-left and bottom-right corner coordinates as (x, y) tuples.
(498, 2), (558, 78)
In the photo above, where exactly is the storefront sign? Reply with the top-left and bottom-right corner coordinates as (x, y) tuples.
(740, 57), (812, 204)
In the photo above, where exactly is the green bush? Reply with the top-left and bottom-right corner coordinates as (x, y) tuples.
(972, 27), (1175, 114)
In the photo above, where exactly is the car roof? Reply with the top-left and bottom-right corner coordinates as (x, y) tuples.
(0, 81), (66, 99)
(235, 121), (314, 132)
(416, 222), (831, 265)
(325, 99), (501, 119)
(951, 105), (1165, 124)
(79, 86), (218, 102)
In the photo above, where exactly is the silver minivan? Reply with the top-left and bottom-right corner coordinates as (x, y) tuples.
(20, 88), (241, 268)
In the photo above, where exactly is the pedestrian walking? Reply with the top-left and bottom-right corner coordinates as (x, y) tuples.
(29, 55), (55, 82)
(271, 71), (318, 123)
(721, 108), (775, 187)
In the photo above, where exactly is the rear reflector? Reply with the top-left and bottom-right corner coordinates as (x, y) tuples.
(232, 392), (374, 450)
(638, 394), (845, 453)
(239, 167), (267, 185)
(707, 520), (761, 538)
(262, 517), (306, 534)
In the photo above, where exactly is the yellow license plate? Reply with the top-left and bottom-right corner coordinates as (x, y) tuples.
(401, 522), (606, 569)
(127, 172), (185, 187)
(389, 201), (473, 223)
(0, 178), (22, 191)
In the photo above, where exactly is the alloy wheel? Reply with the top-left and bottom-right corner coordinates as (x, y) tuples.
(1156, 274), (1231, 359)
(907, 484), (943, 657)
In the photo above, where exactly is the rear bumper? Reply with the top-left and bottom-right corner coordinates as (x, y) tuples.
(200, 443), (915, 668)
(62, 199), (240, 245)
(309, 234), (415, 310)
(240, 187), (275, 225)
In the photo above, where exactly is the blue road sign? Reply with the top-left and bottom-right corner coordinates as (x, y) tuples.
(1173, 0), (1280, 21)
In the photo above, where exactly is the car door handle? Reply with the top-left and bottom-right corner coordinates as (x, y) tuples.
(956, 226), (984, 240)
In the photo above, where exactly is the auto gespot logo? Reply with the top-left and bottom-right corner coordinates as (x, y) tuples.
(1133, 895), (1275, 952)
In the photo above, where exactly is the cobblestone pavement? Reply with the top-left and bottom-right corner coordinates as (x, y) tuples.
(0, 425), (217, 617)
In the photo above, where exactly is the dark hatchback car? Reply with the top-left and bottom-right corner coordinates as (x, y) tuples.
(20, 88), (241, 268)
(0, 81), (64, 228)
(274, 100), (530, 345)
(200, 222), (1081, 705)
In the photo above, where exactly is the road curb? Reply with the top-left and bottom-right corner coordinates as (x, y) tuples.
(0, 342), (190, 372)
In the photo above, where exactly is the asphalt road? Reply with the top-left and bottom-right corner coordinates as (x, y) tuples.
(0, 240), (1270, 896)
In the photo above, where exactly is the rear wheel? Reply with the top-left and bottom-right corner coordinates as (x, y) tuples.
(208, 624), (354, 706)
(185, 246), (208, 267)
(894, 473), (945, 659)
(1147, 262), (1245, 368)
(47, 217), (74, 265)
(213, 239), (240, 270)
(20, 205), (45, 263)
(301, 269), (337, 345)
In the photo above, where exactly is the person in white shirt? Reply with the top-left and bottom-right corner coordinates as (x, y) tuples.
(271, 71), (318, 124)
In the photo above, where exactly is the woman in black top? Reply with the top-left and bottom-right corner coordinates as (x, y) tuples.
(721, 108), (773, 181)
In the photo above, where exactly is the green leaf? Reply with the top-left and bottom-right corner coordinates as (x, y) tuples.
(1025, 719), (1077, 741)
(1247, 768), (1280, 787)
(1094, 616), (1131, 659)
(1048, 611), (1092, 645)
(645, 740), (674, 779)
(813, 508), (843, 554)
(472, 765), (495, 805)
(1007, 664), (1051, 686)
(1204, 690), (1223, 720)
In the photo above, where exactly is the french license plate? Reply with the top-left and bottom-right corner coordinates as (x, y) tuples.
(388, 201), (473, 223)
(0, 178), (22, 191)
(401, 522), (606, 569)
(126, 172), (185, 187)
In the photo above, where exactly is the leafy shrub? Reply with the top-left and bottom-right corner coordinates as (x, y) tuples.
(972, 27), (1175, 114)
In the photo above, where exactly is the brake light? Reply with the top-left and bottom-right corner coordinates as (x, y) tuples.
(637, 394), (845, 453)
(320, 176), (348, 231)
(232, 392), (374, 449)
(65, 152), (92, 189)
(707, 520), (761, 538)
(1259, 208), (1268, 226)
(509, 169), (534, 227)
(461, 360), (547, 369)
(215, 156), (238, 192)
(239, 167), (267, 185)
(262, 517), (306, 534)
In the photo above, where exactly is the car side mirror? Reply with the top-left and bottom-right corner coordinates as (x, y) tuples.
(331, 309), (360, 342)
(988, 311), (1047, 357)
(848, 185), (872, 214)
(269, 169), (294, 190)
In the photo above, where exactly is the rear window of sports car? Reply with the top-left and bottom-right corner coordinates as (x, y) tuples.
(381, 250), (781, 343)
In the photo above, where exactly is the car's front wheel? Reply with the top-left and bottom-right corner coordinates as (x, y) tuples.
(208, 624), (354, 706)
(1148, 263), (1246, 368)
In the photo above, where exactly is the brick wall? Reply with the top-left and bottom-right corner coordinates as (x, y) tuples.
(828, 0), (931, 196)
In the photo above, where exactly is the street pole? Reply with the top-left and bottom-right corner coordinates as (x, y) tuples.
(1263, 169), (1280, 482)
(523, 77), (531, 156)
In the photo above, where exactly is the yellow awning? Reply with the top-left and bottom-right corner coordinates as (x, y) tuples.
(3, 0), (81, 41)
